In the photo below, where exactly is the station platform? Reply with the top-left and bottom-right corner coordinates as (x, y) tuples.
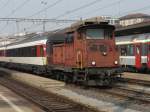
(0, 68), (143, 112)
(122, 72), (150, 81)
(0, 84), (44, 112)
(0, 68), (65, 90)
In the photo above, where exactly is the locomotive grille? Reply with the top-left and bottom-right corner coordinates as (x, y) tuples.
(89, 44), (107, 52)
(89, 45), (98, 51)
(99, 45), (107, 52)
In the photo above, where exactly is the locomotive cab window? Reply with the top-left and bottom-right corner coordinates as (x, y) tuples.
(77, 32), (83, 40)
(86, 29), (104, 39)
(86, 28), (113, 39)
(104, 29), (113, 39)
(65, 33), (74, 43)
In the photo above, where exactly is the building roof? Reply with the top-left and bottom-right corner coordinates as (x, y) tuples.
(115, 20), (150, 36)
(119, 13), (150, 20)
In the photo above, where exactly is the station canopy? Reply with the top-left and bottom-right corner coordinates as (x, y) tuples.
(115, 21), (150, 36)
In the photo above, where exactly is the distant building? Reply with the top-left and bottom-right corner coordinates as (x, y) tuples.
(119, 13), (150, 26)
(101, 16), (119, 25)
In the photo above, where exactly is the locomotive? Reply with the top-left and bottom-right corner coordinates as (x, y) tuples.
(0, 17), (122, 86)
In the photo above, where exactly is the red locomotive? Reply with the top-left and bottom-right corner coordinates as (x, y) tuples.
(46, 17), (121, 85)
(0, 17), (122, 86)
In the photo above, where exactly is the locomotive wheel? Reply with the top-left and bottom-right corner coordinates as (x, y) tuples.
(64, 74), (73, 84)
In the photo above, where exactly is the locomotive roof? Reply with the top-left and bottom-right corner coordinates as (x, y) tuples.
(47, 22), (115, 44)
(66, 17), (114, 33)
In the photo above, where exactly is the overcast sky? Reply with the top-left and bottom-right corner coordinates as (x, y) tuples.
(0, 0), (150, 36)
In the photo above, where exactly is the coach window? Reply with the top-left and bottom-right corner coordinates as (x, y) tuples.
(23, 47), (27, 57)
(18, 48), (21, 57)
(149, 45), (150, 53)
(22, 48), (25, 57)
(31, 46), (36, 57)
(40, 46), (44, 57)
(120, 45), (127, 56)
(142, 44), (148, 56)
(0, 51), (1, 56)
(128, 45), (134, 56)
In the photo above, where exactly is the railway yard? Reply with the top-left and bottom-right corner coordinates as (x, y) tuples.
(0, 67), (150, 112)
(0, 1), (150, 112)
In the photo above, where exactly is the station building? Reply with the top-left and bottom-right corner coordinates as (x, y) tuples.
(119, 13), (150, 27)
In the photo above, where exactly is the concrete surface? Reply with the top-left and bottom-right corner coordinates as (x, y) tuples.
(0, 68), (143, 112)
(123, 72), (150, 81)
(0, 84), (45, 112)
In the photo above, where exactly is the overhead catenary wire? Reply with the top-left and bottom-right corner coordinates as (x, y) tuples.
(18, 0), (150, 34)
(72, 0), (122, 19)
(0, 17), (76, 34)
(1, 0), (150, 35)
(0, 0), (31, 33)
(117, 4), (150, 17)
(27, 0), (64, 18)
(15, 0), (64, 32)
(3, 0), (103, 33)
(4, 0), (31, 18)
(53, 0), (103, 19)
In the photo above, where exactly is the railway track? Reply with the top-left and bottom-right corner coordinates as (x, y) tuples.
(0, 77), (98, 112)
(118, 77), (150, 87)
(1, 68), (150, 111)
(103, 86), (150, 103)
(66, 82), (150, 104)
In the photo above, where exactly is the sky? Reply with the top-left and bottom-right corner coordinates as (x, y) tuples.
(0, 0), (150, 36)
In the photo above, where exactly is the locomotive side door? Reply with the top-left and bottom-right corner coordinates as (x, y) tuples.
(147, 42), (150, 69)
(134, 43), (142, 69)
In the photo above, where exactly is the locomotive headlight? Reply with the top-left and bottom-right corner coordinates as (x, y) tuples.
(114, 61), (118, 65)
(91, 61), (96, 66)
(103, 52), (107, 56)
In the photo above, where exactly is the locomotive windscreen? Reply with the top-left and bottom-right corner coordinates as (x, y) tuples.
(86, 28), (113, 39)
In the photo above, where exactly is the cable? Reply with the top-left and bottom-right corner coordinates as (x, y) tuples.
(0, 0), (31, 33)
(5, 0), (31, 18)
(53, 0), (103, 19)
(27, 0), (63, 18)
(118, 4), (150, 17)
(72, 0), (122, 19)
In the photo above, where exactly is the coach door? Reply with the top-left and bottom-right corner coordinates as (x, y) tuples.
(147, 43), (150, 69)
(134, 44), (142, 69)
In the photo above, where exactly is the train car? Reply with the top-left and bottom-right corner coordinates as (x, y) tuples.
(0, 33), (48, 73)
(46, 17), (122, 86)
(0, 17), (122, 86)
(115, 21), (150, 72)
(116, 33), (150, 72)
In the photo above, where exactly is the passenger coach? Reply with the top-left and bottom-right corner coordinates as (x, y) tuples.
(0, 34), (47, 73)
(115, 21), (150, 72)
